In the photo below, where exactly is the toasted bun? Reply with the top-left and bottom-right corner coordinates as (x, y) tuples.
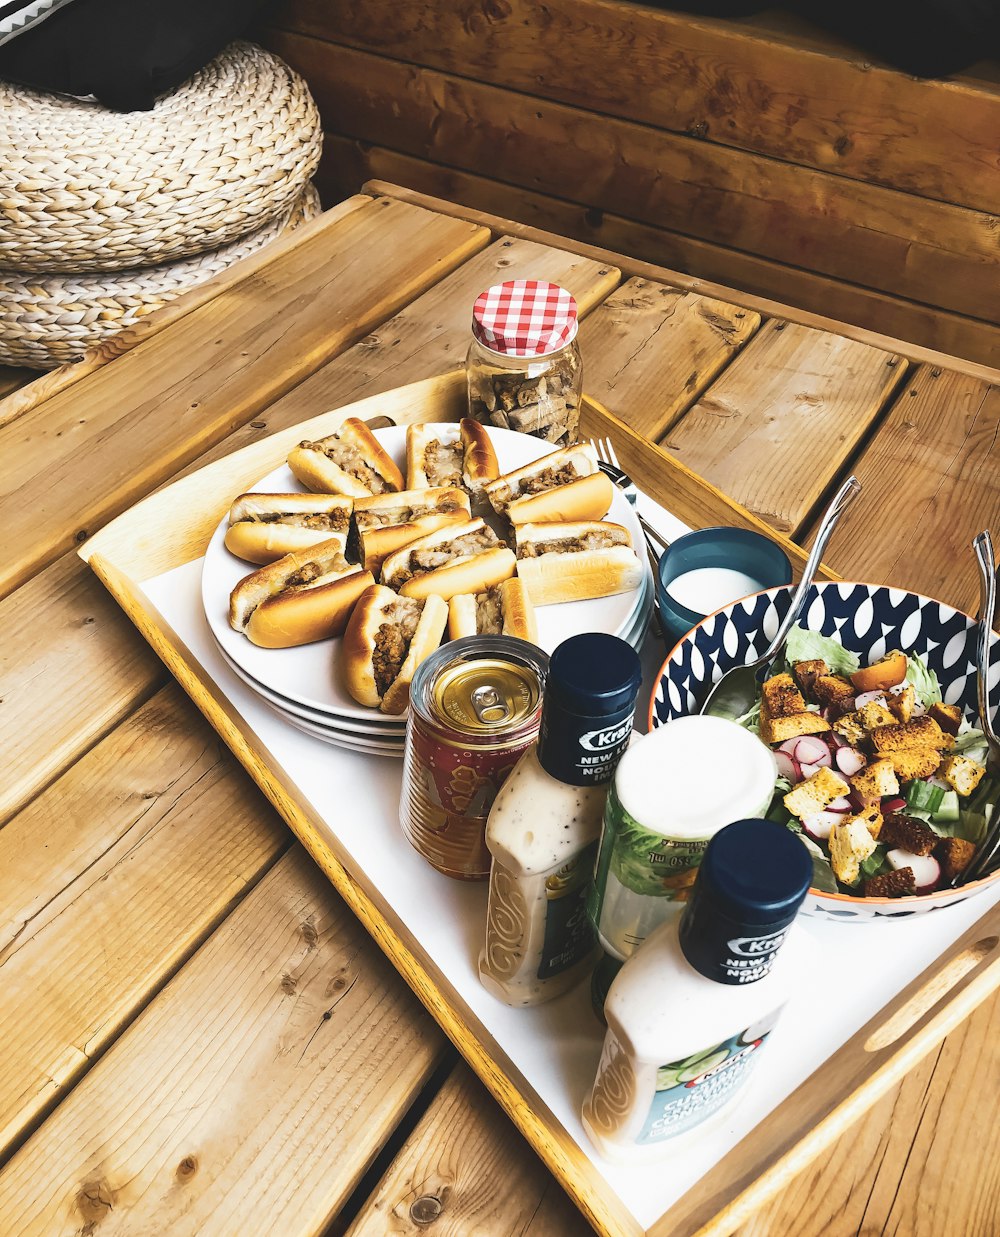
(380, 518), (516, 601)
(224, 493), (353, 564)
(405, 423), (464, 490)
(485, 442), (598, 516)
(246, 567), (373, 647)
(447, 578), (538, 641)
(287, 418), (403, 496)
(460, 418), (500, 494)
(506, 471), (614, 524)
(514, 520), (642, 606)
(230, 539), (351, 631)
(341, 584), (448, 713)
(359, 510), (471, 575)
(353, 486), (470, 525)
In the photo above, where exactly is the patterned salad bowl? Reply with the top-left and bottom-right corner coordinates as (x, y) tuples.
(648, 581), (1000, 921)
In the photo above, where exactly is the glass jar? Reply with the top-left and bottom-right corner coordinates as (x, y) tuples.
(466, 279), (583, 447)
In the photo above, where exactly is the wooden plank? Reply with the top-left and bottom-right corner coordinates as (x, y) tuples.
(578, 277), (761, 440)
(344, 1062), (582, 1236)
(200, 235), (620, 460)
(0, 554), (163, 827)
(812, 369), (1000, 614)
(366, 180), (1000, 386)
(0, 197), (490, 601)
(0, 846), (444, 1235)
(265, 0), (1000, 214)
(0, 686), (289, 1161)
(0, 195), (372, 432)
(268, 33), (1000, 324)
(319, 139), (1000, 371)
(661, 321), (907, 534)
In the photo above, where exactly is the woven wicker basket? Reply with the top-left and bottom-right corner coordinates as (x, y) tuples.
(0, 183), (322, 370)
(0, 41), (322, 274)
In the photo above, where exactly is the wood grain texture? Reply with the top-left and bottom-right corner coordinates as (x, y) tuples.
(0, 195), (371, 432)
(661, 321), (907, 533)
(0, 553), (162, 827)
(269, 33), (1000, 324)
(344, 1062), (582, 1236)
(0, 687), (288, 1161)
(365, 181), (1000, 386)
(202, 235), (619, 462)
(0, 846), (443, 1237)
(578, 277), (760, 440)
(319, 139), (1000, 370)
(811, 369), (1000, 614)
(0, 197), (489, 600)
(266, 0), (1000, 213)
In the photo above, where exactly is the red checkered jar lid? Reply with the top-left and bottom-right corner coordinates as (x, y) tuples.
(471, 280), (579, 357)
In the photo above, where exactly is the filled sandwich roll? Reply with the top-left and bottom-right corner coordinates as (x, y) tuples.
(447, 578), (538, 642)
(341, 584), (449, 714)
(485, 442), (614, 524)
(406, 422), (464, 490)
(514, 520), (643, 606)
(460, 417), (500, 506)
(224, 493), (354, 564)
(380, 517), (516, 601)
(229, 539), (374, 648)
(354, 486), (471, 575)
(287, 417), (404, 497)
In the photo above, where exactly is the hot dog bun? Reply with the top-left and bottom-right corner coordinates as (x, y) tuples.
(381, 518), (516, 601)
(447, 577), (538, 642)
(229, 539), (374, 647)
(405, 423), (464, 490)
(485, 442), (612, 523)
(460, 418), (500, 504)
(224, 493), (354, 564)
(514, 520), (643, 606)
(341, 583), (448, 714)
(354, 486), (471, 574)
(287, 417), (404, 497)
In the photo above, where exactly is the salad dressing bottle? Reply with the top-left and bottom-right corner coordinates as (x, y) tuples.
(582, 818), (812, 1161)
(479, 634), (642, 1006)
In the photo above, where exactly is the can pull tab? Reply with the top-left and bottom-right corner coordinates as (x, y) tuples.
(470, 681), (512, 725)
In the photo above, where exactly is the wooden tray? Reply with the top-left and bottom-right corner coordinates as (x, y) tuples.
(80, 370), (1000, 1237)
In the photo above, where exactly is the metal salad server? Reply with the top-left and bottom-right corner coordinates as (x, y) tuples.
(699, 475), (862, 719)
(952, 530), (1000, 887)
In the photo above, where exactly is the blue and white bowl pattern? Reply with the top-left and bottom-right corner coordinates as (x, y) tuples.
(649, 581), (1000, 921)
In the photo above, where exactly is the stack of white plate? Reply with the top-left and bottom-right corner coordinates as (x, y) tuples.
(201, 426), (655, 757)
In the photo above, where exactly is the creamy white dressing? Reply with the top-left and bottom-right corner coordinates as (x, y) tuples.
(665, 567), (763, 615)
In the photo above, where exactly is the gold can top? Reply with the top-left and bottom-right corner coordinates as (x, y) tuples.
(433, 657), (542, 736)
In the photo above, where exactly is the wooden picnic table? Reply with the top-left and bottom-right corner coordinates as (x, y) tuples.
(1, 182), (998, 1237)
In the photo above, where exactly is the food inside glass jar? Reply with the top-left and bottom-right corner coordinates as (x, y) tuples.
(738, 625), (997, 898)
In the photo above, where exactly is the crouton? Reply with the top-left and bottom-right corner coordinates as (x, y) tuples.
(833, 711), (868, 747)
(759, 673), (830, 745)
(850, 759), (898, 803)
(829, 816), (878, 885)
(928, 702), (963, 736)
(864, 867), (916, 898)
(871, 716), (951, 755)
(792, 659), (827, 697)
(936, 836), (977, 883)
(938, 754), (986, 798)
(783, 766), (850, 819)
(812, 674), (856, 712)
(884, 749), (943, 781)
(887, 685), (916, 724)
(853, 803), (884, 840)
(879, 813), (940, 856)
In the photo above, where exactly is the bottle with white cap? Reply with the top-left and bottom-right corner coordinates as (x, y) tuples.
(466, 278), (583, 448)
(582, 818), (813, 1161)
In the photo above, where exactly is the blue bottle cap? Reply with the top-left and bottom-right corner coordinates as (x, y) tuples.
(697, 819), (812, 927)
(547, 633), (643, 717)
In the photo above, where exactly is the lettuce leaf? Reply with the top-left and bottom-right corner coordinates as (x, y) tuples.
(904, 652), (942, 707)
(784, 625), (860, 676)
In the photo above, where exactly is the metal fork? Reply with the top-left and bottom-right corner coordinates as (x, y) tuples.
(590, 437), (670, 574)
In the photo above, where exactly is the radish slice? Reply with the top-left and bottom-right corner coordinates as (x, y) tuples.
(835, 747), (866, 776)
(854, 690), (887, 709)
(847, 790), (867, 811)
(792, 735), (831, 766)
(802, 811), (841, 840)
(887, 849), (941, 893)
(826, 796), (852, 812)
(830, 731), (849, 748)
(774, 751), (800, 783)
(798, 761), (825, 779)
(777, 739), (801, 756)
(881, 796), (906, 814)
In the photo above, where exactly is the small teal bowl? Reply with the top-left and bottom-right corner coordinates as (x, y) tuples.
(656, 527), (793, 645)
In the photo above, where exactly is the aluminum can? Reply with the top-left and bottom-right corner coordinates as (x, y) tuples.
(400, 635), (548, 880)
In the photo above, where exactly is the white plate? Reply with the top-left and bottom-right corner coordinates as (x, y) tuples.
(278, 710), (406, 756)
(202, 426), (647, 722)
